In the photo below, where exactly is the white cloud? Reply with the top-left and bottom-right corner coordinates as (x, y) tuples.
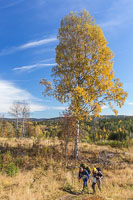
(38, 58), (55, 63)
(30, 104), (47, 112)
(30, 105), (66, 112)
(0, 37), (57, 56)
(0, 80), (36, 113)
(0, 0), (24, 9)
(127, 102), (133, 105)
(20, 38), (57, 49)
(99, 0), (133, 30)
(0, 80), (66, 115)
(100, 18), (123, 29)
(50, 106), (67, 110)
(13, 63), (56, 72)
(102, 105), (108, 109)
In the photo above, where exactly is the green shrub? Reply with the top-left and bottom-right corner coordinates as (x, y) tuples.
(95, 139), (133, 148)
(5, 162), (19, 176)
(108, 131), (129, 141)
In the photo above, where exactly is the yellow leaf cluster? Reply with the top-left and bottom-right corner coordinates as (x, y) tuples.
(41, 10), (128, 119)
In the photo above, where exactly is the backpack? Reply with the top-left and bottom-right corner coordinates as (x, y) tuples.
(96, 167), (101, 172)
(96, 167), (103, 177)
(85, 166), (91, 175)
(80, 163), (91, 175)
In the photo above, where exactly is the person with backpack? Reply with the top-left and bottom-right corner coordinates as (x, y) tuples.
(78, 164), (90, 193)
(92, 167), (103, 194)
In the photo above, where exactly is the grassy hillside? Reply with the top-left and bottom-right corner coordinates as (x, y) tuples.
(0, 138), (132, 200)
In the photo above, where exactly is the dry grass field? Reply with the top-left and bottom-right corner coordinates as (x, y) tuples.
(0, 138), (132, 200)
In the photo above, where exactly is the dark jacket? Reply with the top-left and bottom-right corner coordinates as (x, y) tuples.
(79, 169), (90, 179)
(92, 171), (103, 180)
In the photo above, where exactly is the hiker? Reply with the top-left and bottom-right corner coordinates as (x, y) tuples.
(92, 167), (103, 194)
(78, 165), (90, 193)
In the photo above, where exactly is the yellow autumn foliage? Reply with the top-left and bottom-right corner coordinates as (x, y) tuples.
(41, 10), (128, 120)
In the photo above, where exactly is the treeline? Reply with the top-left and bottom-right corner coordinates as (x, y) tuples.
(84, 117), (133, 142)
(0, 118), (59, 138)
(0, 116), (133, 142)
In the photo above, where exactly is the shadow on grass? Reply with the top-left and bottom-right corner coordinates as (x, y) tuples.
(61, 186), (93, 196)
(61, 187), (81, 195)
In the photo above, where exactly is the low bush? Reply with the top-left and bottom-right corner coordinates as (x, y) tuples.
(5, 162), (19, 176)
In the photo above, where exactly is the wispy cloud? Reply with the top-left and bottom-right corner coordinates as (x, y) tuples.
(100, 18), (123, 29)
(0, 0), (24, 9)
(0, 80), (66, 114)
(13, 63), (56, 72)
(0, 37), (57, 56)
(32, 106), (67, 112)
(50, 106), (67, 110)
(99, 0), (133, 30)
(33, 48), (55, 55)
(102, 105), (108, 109)
(0, 80), (38, 113)
(20, 38), (57, 49)
(127, 102), (133, 105)
(38, 58), (55, 63)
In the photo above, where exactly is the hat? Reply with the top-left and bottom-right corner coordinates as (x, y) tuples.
(93, 168), (97, 172)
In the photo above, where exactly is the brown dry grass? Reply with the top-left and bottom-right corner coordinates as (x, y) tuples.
(0, 137), (60, 148)
(0, 138), (132, 200)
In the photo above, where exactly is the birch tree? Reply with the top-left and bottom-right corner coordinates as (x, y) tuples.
(9, 101), (22, 138)
(59, 110), (76, 165)
(21, 101), (30, 138)
(40, 10), (128, 159)
(0, 114), (5, 137)
(9, 101), (30, 138)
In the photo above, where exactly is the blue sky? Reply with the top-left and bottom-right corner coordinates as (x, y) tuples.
(0, 0), (133, 118)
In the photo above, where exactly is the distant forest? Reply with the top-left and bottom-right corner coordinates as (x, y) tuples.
(0, 116), (133, 143)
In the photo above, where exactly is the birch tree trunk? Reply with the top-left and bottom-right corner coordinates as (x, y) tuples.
(75, 121), (79, 160)
(16, 117), (19, 138)
(1, 117), (4, 137)
(22, 119), (25, 138)
(65, 141), (68, 166)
